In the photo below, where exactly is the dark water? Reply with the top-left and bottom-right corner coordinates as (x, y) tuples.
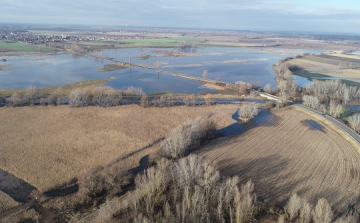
(0, 48), (324, 94)
(347, 105), (360, 112)
(217, 108), (276, 137)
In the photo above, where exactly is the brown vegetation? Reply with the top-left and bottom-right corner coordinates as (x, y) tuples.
(0, 191), (19, 213)
(0, 104), (238, 192)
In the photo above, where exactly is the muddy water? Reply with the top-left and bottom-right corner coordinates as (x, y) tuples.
(217, 108), (276, 137)
(0, 169), (35, 202)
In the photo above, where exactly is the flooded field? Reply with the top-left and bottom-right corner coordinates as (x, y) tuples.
(0, 48), (324, 94)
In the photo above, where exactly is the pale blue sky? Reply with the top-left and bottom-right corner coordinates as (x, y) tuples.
(1, 0), (359, 33)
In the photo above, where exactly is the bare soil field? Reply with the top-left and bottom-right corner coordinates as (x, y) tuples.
(289, 53), (360, 80)
(0, 104), (238, 192)
(197, 107), (360, 213)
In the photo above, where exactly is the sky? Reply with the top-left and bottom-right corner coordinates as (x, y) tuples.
(1, 0), (360, 33)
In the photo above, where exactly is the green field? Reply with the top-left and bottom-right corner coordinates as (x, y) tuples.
(0, 42), (55, 53)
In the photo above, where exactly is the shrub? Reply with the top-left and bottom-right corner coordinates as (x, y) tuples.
(348, 114), (360, 132)
(312, 198), (332, 223)
(48, 88), (63, 106)
(25, 86), (37, 106)
(141, 95), (150, 108)
(6, 93), (23, 107)
(239, 104), (258, 121)
(159, 117), (216, 159)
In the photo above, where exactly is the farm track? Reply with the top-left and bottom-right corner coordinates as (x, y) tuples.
(197, 107), (360, 213)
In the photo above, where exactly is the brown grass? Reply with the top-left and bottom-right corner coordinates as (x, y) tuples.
(0, 191), (19, 213)
(0, 104), (238, 192)
(197, 107), (360, 213)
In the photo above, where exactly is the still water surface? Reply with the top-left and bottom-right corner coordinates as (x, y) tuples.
(0, 48), (324, 94)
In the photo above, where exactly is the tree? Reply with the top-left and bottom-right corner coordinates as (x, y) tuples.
(328, 100), (343, 118)
(202, 70), (208, 79)
(302, 95), (319, 109)
(204, 94), (213, 106)
(25, 86), (37, 106)
(239, 105), (259, 121)
(141, 95), (150, 108)
(285, 193), (301, 219)
(48, 88), (62, 106)
(69, 88), (84, 107)
(6, 93), (23, 107)
(348, 114), (360, 132)
(189, 94), (196, 106)
(264, 84), (272, 93)
(312, 198), (332, 223)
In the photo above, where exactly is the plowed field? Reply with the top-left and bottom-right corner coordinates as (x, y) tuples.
(197, 107), (360, 213)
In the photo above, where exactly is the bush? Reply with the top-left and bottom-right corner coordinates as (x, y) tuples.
(78, 164), (130, 203)
(120, 155), (256, 223)
(239, 104), (258, 121)
(312, 198), (332, 223)
(6, 93), (23, 107)
(348, 114), (360, 132)
(159, 117), (216, 159)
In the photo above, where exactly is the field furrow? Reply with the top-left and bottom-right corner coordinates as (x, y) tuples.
(197, 107), (360, 213)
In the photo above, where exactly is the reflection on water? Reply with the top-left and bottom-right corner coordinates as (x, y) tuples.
(218, 108), (276, 137)
(1, 47), (325, 94)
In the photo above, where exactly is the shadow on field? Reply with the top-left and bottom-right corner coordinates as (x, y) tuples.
(217, 154), (309, 207)
(301, 119), (326, 133)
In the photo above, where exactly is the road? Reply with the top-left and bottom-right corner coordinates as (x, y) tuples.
(293, 104), (360, 145)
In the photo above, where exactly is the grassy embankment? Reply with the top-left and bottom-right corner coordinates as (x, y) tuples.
(0, 77), (115, 98)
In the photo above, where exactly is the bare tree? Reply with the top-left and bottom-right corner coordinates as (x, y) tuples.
(239, 104), (258, 121)
(40, 98), (47, 106)
(312, 198), (332, 223)
(6, 93), (23, 107)
(202, 70), (208, 79)
(25, 86), (37, 106)
(48, 88), (62, 106)
(141, 95), (150, 108)
(183, 96), (190, 106)
(69, 88), (84, 107)
(189, 94), (196, 106)
(264, 84), (272, 93)
(285, 193), (301, 219)
(328, 100), (343, 118)
(204, 94), (213, 106)
(348, 114), (360, 132)
(302, 95), (320, 109)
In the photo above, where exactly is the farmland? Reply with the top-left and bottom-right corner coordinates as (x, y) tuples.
(0, 104), (238, 192)
(197, 107), (360, 213)
(288, 52), (360, 83)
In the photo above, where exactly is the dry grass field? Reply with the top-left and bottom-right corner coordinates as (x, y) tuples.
(0, 191), (19, 213)
(0, 104), (238, 192)
(197, 107), (360, 213)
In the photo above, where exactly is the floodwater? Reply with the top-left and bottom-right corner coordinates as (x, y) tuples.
(0, 48), (324, 94)
(217, 108), (277, 137)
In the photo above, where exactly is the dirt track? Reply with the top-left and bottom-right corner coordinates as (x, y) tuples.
(197, 107), (360, 213)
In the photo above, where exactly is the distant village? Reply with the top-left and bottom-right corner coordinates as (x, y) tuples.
(0, 30), (167, 45)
